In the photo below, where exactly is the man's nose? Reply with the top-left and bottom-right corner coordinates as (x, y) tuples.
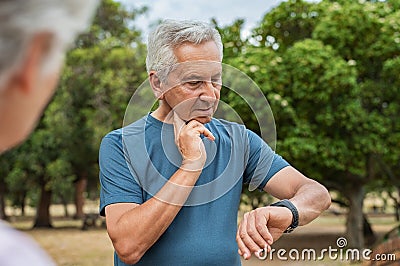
(199, 81), (218, 102)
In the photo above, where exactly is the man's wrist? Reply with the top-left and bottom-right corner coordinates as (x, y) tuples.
(180, 158), (204, 172)
(270, 199), (299, 233)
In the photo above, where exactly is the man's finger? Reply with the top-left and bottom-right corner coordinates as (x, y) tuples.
(238, 213), (263, 259)
(199, 126), (215, 141)
(246, 210), (269, 253)
(254, 210), (273, 246)
(185, 119), (215, 141)
(236, 220), (251, 260)
(172, 111), (186, 143)
(236, 231), (251, 260)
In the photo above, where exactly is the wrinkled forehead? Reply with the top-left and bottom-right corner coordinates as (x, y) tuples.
(166, 60), (222, 82)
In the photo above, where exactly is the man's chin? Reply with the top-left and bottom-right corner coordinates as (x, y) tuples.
(191, 116), (212, 124)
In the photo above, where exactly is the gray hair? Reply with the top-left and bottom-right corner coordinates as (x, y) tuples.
(0, 0), (98, 88)
(146, 19), (223, 80)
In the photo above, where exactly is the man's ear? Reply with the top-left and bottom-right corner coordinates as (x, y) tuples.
(149, 71), (164, 100)
(10, 32), (53, 94)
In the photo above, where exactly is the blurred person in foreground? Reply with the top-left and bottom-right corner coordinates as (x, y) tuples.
(0, 0), (98, 265)
(99, 20), (331, 265)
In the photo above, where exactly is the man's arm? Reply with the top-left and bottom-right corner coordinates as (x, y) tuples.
(105, 167), (201, 264)
(105, 117), (214, 265)
(236, 166), (331, 260)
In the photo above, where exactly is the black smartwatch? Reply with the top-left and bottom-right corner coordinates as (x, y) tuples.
(270, 199), (299, 233)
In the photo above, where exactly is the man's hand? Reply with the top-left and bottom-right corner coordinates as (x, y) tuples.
(236, 206), (292, 260)
(172, 113), (215, 171)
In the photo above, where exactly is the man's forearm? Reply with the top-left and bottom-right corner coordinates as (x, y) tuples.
(108, 167), (201, 264)
(264, 166), (331, 226)
(290, 180), (331, 226)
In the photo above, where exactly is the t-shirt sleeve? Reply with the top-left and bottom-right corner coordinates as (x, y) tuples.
(99, 133), (144, 216)
(243, 130), (290, 191)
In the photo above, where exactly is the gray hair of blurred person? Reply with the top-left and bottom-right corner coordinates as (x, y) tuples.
(146, 20), (223, 82)
(0, 0), (98, 89)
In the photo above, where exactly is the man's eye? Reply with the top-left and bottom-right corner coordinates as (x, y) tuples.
(185, 81), (202, 88)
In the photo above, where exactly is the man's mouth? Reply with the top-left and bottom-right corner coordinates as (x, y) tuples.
(195, 106), (214, 115)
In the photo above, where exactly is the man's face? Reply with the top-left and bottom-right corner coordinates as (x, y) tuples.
(160, 41), (222, 124)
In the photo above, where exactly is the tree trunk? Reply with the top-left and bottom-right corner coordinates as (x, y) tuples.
(60, 195), (69, 217)
(389, 189), (400, 222)
(363, 215), (376, 246)
(395, 187), (400, 222)
(345, 185), (365, 250)
(0, 178), (8, 220)
(33, 183), (52, 228)
(74, 177), (87, 219)
(20, 191), (26, 217)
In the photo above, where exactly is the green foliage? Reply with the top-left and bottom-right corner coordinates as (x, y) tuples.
(48, 0), (147, 196)
(313, 1), (387, 80)
(225, 0), (398, 183)
(76, 0), (146, 48)
(253, 0), (323, 51)
(212, 18), (246, 58)
(217, 1), (400, 238)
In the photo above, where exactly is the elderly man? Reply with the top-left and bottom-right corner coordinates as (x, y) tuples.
(99, 19), (331, 265)
(0, 0), (98, 265)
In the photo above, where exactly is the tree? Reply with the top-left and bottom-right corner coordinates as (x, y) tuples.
(227, 0), (399, 249)
(47, 0), (147, 220)
(252, 0), (323, 51)
(76, 0), (147, 48)
(0, 151), (15, 220)
(377, 56), (400, 221)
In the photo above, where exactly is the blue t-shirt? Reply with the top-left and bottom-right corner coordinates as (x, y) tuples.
(99, 114), (289, 266)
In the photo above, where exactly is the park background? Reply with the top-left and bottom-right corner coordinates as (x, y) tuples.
(1, 0), (399, 265)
